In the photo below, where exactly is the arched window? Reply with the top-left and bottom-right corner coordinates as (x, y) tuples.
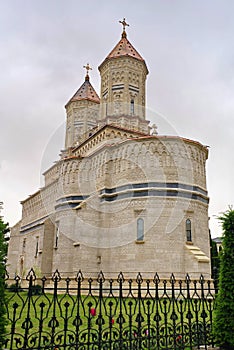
(186, 219), (192, 242)
(130, 99), (134, 115)
(137, 218), (144, 241)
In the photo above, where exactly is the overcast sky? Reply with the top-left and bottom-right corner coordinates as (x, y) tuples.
(0, 0), (233, 238)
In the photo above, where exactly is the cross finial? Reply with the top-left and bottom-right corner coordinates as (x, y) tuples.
(119, 18), (129, 38)
(83, 63), (92, 80)
(151, 124), (158, 135)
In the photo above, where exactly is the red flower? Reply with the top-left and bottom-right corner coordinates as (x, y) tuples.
(90, 308), (96, 317)
(176, 335), (183, 344)
(111, 318), (114, 324)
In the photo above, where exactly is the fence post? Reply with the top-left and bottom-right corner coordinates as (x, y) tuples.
(153, 272), (161, 349)
(74, 270), (84, 349)
(200, 275), (208, 349)
(136, 273), (143, 349)
(185, 274), (194, 349)
(23, 268), (36, 349)
(117, 272), (125, 348)
(49, 269), (61, 347)
(8, 274), (21, 350)
(97, 271), (105, 348)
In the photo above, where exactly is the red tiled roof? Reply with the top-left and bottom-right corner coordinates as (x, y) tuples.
(106, 35), (144, 61)
(66, 76), (100, 106)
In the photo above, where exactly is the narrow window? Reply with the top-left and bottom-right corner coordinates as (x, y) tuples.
(20, 257), (24, 276)
(35, 237), (39, 258)
(55, 222), (59, 248)
(186, 219), (192, 242)
(22, 238), (26, 253)
(130, 99), (134, 115)
(137, 218), (144, 241)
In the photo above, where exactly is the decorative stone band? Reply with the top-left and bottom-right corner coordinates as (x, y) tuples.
(19, 180), (208, 234)
(100, 182), (209, 204)
(55, 181), (208, 213)
(55, 195), (89, 211)
(100, 182), (207, 195)
(20, 215), (48, 233)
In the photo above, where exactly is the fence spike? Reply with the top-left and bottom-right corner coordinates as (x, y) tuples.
(41, 276), (47, 283)
(65, 277), (71, 283)
(136, 272), (143, 284)
(170, 273), (176, 284)
(185, 273), (191, 284)
(200, 274), (205, 284)
(41, 276), (47, 290)
(153, 272), (160, 284)
(52, 269), (61, 282)
(117, 272), (125, 283)
(14, 274), (21, 283)
(26, 268), (36, 281)
(75, 270), (84, 282)
(97, 271), (105, 283)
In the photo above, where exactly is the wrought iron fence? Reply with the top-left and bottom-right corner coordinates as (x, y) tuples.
(4, 269), (216, 349)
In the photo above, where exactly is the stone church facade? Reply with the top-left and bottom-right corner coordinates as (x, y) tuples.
(7, 21), (211, 280)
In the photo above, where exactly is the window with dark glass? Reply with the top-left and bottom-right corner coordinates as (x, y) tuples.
(35, 237), (39, 257)
(186, 219), (192, 242)
(55, 222), (59, 248)
(22, 238), (26, 253)
(130, 99), (134, 114)
(137, 218), (144, 241)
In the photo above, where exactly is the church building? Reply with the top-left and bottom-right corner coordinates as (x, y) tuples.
(7, 20), (211, 280)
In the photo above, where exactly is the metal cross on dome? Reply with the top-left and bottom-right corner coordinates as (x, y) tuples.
(83, 63), (92, 76)
(119, 18), (129, 32)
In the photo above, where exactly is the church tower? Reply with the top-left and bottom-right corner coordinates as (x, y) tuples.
(64, 64), (100, 149)
(98, 19), (150, 134)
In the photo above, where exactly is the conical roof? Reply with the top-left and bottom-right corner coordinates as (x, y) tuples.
(99, 29), (148, 72)
(66, 75), (100, 107)
(106, 34), (144, 61)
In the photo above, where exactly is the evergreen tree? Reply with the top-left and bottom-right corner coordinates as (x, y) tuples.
(210, 231), (220, 293)
(213, 208), (234, 349)
(0, 217), (9, 348)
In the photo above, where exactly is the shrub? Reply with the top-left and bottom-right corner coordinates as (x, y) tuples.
(30, 284), (42, 295)
(8, 283), (23, 293)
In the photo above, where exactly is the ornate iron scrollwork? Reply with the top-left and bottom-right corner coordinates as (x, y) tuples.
(4, 269), (216, 349)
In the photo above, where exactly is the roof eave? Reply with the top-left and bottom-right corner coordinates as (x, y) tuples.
(98, 55), (149, 75)
(65, 97), (100, 108)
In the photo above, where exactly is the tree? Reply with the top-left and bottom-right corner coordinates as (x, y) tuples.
(213, 208), (234, 349)
(0, 217), (9, 349)
(210, 231), (220, 293)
